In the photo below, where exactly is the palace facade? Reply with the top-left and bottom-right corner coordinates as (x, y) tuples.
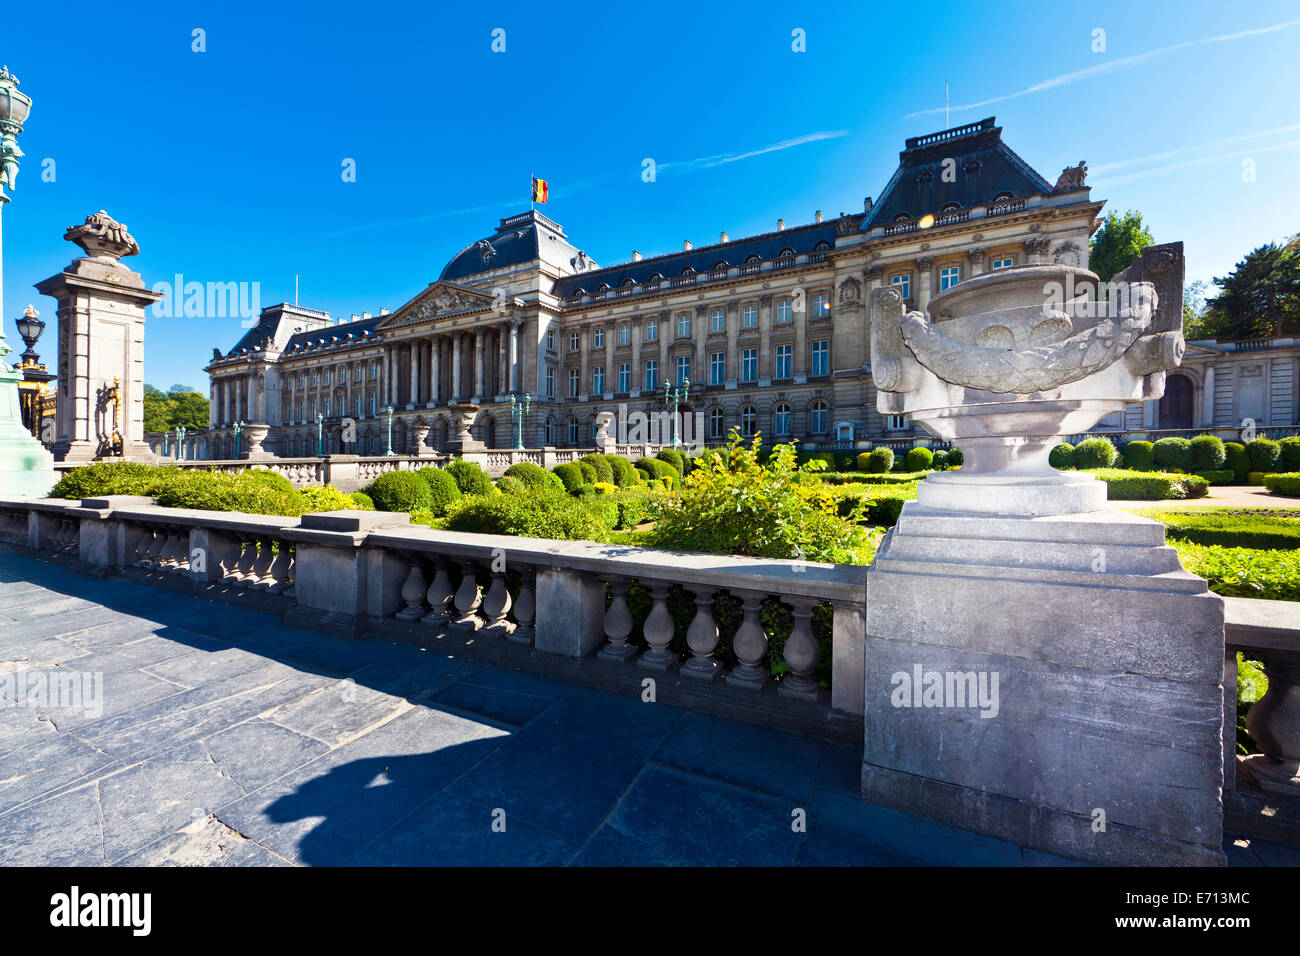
(204, 117), (1296, 460)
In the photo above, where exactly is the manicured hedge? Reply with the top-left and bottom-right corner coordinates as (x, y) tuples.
(417, 467), (462, 516)
(579, 453), (614, 484)
(1120, 440), (1155, 471)
(445, 459), (494, 496)
(607, 455), (638, 488)
(1089, 468), (1209, 500)
(1194, 470), (1236, 485)
(49, 460), (183, 499)
(931, 449), (950, 470)
(860, 448), (893, 473)
(1152, 436), (1192, 472)
(636, 457), (679, 489)
(1225, 442), (1251, 483)
(496, 475), (526, 495)
(1189, 434), (1226, 471)
(299, 485), (359, 512)
(367, 471), (432, 512)
(946, 448), (964, 468)
(1281, 436), (1300, 472)
(155, 469), (306, 516)
(552, 462), (584, 493)
(443, 487), (610, 541)
(1074, 437), (1117, 470)
(350, 491), (375, 510)
(1049, 443), (1075, 470)
(904, 447), (933, 472)
(1148, 509), (1300, 550)
(1264, 473), (1300, 497)
(1247, 438), (1281, 474)
(575, 460), (598, 483)
(503, 461), (563, 492)
(655, 448), (689, 476)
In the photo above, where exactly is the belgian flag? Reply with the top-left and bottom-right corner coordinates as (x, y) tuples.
(531, 177), (549, 203)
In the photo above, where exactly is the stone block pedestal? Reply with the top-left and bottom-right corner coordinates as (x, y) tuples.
(862, 503), (1226, 866)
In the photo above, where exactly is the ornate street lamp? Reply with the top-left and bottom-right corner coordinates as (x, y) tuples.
(174, 425), (187, 461)
(14, 303), (42, 365)
(664, 377), (690, 447)
(385, 405), (395, 456)
(233, 420), (244, 458)
(0, 67), (31, 326)
(510, 392), (531, 450)
(316, 412), (324, 457)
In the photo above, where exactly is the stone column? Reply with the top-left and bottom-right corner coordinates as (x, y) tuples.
(409, 341), (420, 408)
(578, 325), (589, 399)
(630, 316), (642, 397)
(430, 335), (441, 406)
(694, 305), (707, 387)
(657, 310), (669, 390)
(725, 299), (738, 388)
(758, 294), (773, 385)
(967, 247), (985, 278)
(1202, 366), (1215, 426)
(509, 318), (521, 393)
(474, 329), (485, 402)
(452, 334), (463, 401)
(793, 294), (807, 383)
(497, 323), (508, 398)
(1025, 237), (1051, 265)
(915, 257), (933, 315)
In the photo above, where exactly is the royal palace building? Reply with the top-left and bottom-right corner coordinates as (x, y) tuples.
(202, 117), (1300, 460)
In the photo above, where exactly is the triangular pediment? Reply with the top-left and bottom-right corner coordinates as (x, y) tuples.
(376, 281), (519, 330)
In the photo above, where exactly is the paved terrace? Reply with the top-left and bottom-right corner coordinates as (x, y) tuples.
(0, 551), (1293, 867)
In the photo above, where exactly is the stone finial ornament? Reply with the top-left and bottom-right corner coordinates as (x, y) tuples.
(1052, 161), (1088, 192)
(64, 210), (140, 260)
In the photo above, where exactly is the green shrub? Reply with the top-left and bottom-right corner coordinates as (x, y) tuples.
(656, 448), (688, 476)
(443, 487), (611, 541)
(1225, 442), (1251, 482)
(1147, 509), (1300, 550)
(1152, 436), (1192, 472)
(861, 447), (894, 473)
(1072, 436), (1117, 470)
(503, 461), (563, 492)
(904, 447), (933, 472)
(1049, 443), (1075, 470)
(636, 457), (680, 489)
(1264, 473), (1300, 497)
(1194, 470), (1236, 485)
(613, 492), (652, 530)
(350, 491), (375, 510)
(1189, 435), (1226, 472)
(155, 469), (306, 516)
(579, 453), (614, 484)
(1184, 475), (1210, 499)
(445, 459), (494, 496)
(1089, 468), (1204, 500)
(930, 449), (950, 470)
(552, 462), (585, 494)
(1120, 440), (1156, 471)
(417, 467), (462, 516)
(1280, 436), (1300, 472)
(1174, 541), (1300, 602)
(1247, 438), (1281, 474)
(299, 485), (359, 512)
(49, 461), (183, 499)
(241, 468), (298, 495)
(607, 455), (637, 488)
(367, 471), (432, 512)
(496, 475), (526, 495)
(946, 447), (963, 468)
(576, 460), (598, 483)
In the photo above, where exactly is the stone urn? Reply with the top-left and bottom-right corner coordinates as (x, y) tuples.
(871, 262), (1183, 515)
(241, 423), (273, 460)
(594, 411), (616, 453)
(410, 422), (430, 456)
(449, 404), (478, 443)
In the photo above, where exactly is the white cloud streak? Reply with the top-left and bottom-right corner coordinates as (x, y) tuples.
(1091, 138), (1300, 188)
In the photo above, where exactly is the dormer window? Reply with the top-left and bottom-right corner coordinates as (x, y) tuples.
(893, 213), (912, 222)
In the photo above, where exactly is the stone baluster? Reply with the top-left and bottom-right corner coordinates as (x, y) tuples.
(1240, 653), (1300, 795)
(727, 593), (770, 689)
(145, 528), (166, 568)
(131, 527), (153, 567)
(169, 530), (191, 572)
(449, 560), (483, 631)
(508, 569), (535, 645)
(682, 588), (721, 680)
(232, 539), (258, 587)
(598, 579), (637, 662)
(639, 582), (677, 671)
(481, 568), (514, 637)
(266, 543), (293, 594)
(251, 538), (277, 590)
(421, 558), (454, 624)
(778, 597), (821, 701)
(395, 562), (428, 619)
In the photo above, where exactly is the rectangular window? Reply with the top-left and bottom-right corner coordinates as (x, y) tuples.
(618, 362), (631, 393)
(369, 393), (376, 415)
(323, 370), (330, 386)
(775, 343), (792, 380)
(370, 362), (377, 379)
(676, 355), (690, 385)
(593, 365), (605, 395)
(546, 329), (556, 352)
(311, 371), (318, 386)
(710, 351), (725, 386)
(593, 327), (604, 349)
(891, 274), (910, 300)
(711, 308), (725, 333)
(619, 324), (631, 345)
(741, 348), (758, 383)
(545, 366), (555, 398)
(677, 312), (691, 338)
(568, 368), (580, 397)
(644, 360), (658, 391)
(991, 256), (1014, 269)
(297, 401), (304, 421)
(323, 397), (330, 416)
(939, 265), (961, 291)
(813, 293), (829, 316)
(886, 414), (908, 430)
(311, 399), (317, 417)
(355, 393), (362, 417)
(569, 331), (580, 352)
(742, 304), (757, 328)
(811, 340), (829, 377)
(645, 320), (658, 342)
(777, 300), (792, 324)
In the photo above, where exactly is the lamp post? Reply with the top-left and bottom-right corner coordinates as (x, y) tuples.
(174, 425), (187, 461)
(0, 66), (33, 336)
(385, 406), (395, 456)
(316, 412), (324, 457)
(233, 420), (244, 458)
(510, 392), (531, 450)
(664, 377), (690, 447)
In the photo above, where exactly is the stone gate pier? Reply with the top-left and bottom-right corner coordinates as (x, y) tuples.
(863, 245), (1227, 865)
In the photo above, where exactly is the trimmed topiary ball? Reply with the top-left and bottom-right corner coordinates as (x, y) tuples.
(1049, 443), (1075, 470)
(417, 467), (463, 516)
(1224, 442), (1251, 482)
(904, 447), (934, 472)
(1120, 440), (1155, 471)
(349, 491), (375, 510)
(445, 459), (494, 496)
(1189, 434), (1226, 472)
(1073, 437), (1118, 470)
(504, 461), (564, 492)
(1152, 436), (1191, 472)
(367, 471), (432, 513)
(862, 448), (893, 473)
(606, 455), (637, 488)
(1280, 436), (1300, 472)
(576, 460), (598, 483)
(578, 453), (614, 484)
(496, 475), (526, 495)
(552, 462), (584, 493)
(946, 447), (963, 468)
(655, 448), (687, 476)
(931, 449), (950, 470)
(1247, 438), (1281, 474)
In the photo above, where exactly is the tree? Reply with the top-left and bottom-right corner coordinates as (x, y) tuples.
(143, 383), (210, 433)
(1183, 279), (1212, 339)
(1089, 209), (1153, 283)
(1202, 240), (1300, 340)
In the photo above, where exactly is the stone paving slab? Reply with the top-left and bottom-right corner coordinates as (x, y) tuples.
(0, 550), (1291, 867)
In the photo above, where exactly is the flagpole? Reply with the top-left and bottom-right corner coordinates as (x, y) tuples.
(530, 170), (534, 213)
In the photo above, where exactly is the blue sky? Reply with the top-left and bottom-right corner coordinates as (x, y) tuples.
(4, 0), (1299, 389)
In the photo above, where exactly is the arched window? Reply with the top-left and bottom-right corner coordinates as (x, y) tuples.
(597, 283), (611, 293)
(568, 417), (579, 445)
(893, 213), (912, 222)
(544, 416), (555, 445)
(774, 402), (791, 436)
(709, 407), (725, 440)
(740, 404), (757, 437)
(814, 241), (832, 251)
(745, 255), (762, 263)
(778, 248), (795, 258)
(622, 278), (636, 287)
(992, 192), (1014, 202)
(681, 266), (695, 276)
(809, 400), (828, 434)
(714, 260), (729, 270)
(649, 273), (663, 282)
(940, 202), (962, 212)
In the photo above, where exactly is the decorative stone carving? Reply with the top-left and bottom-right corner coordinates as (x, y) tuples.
(64, 210), (139, 260)
(1052, 161), (1088, 192)
(838, 277), (861, 303)
(966, 247), (985, 266)
(1052, 241), (1082, 267)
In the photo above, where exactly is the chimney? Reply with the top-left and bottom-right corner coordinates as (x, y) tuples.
(720, 231), (729, 243)
(683, 240), (693, 250)
(351, 313), (360, 322)
(362, 312), (371, 320)
(379, 308), (389, 315)
(815, 210), (823, 223)
(632, 250), (642, 261)
(864, 196), (873, 212)
(777, 219), (786, 231)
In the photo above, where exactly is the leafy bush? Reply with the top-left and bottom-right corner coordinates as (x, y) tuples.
(592, 481), (617, 495)
(350, 491), (375, 510)
(242, 468), (298, 495)
(49, 461), (183, 499)
(299, 485), (359, 512)
(1189, 434), (1226, 472)
(156, 469), (306, 516)
(1264, 473), (1300, 497)
(861, 447), (894, 473)
(1174, 540), (1300, 602)
(445, 459), (494, 496)
(552, 462), (584, 493)
(946, 447), (963, 468)
(1089, 468), (1203, 500)
(576, 460), (598, 483)
(1152, 437), (1192, 472)
(1120, 440), (1155, 471)
(931, 449), (949, 470)
(656, 448), (689, 476)
(904, 447), (933, 472)
(607, 455), (637, 488)
(367, 471), (432, 512)
(417, 467), (462, 516)
(1049, 443), (1075, 470)
(444, 487), (610, 541)
(1225, 442), (1251, 483)
(1281, 436), (1300, 472)
(503, 461), (563, 492)
(613, 492), (652, 530)
(1146, 509), (1300, 550)
(1072, 437), (1117, 469)
(496, 475), (526, 495)
(579, 453), (614, 484)
(1247, 438), (1281, 474)
(646, 435), (875, 564)
(1195, 470), (1236, 485)
(636, 457), (680, 489)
